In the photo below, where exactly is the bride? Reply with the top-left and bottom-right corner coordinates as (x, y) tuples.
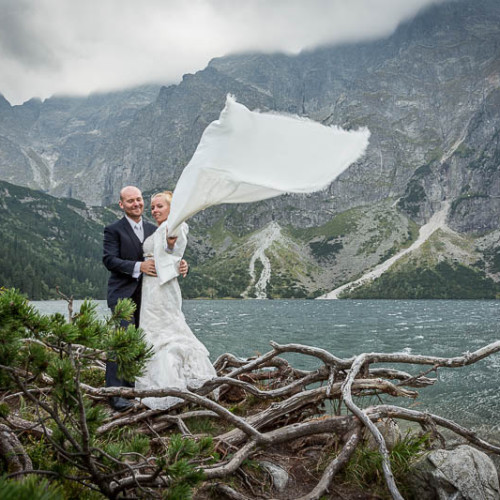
(135, 190), (217, 410)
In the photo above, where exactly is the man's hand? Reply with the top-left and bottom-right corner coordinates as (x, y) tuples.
(140, 260), (157, 277)
(179, 259), (189, 278)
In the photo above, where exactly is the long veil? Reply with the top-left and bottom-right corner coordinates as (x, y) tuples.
(166, 95), (370, 235)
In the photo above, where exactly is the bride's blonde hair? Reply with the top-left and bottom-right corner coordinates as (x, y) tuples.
(151, 190), (173, 204)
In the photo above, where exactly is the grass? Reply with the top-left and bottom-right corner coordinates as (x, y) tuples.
(341, 430), (432, 499)
(186, 417), (218, 434)
(206, 217), (239, 248)
(288, 207), (363, 241)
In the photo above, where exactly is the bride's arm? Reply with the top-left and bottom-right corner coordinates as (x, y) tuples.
(165, 223), (188, 258)
(153, 223), (189, 284)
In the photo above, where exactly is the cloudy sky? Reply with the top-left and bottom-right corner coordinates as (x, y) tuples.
(0, 0), (445, 105)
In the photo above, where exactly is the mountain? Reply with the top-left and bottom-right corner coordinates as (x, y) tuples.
(0, 180), (116, 299)
(1, 0), (500, 299)
(0, 85), (160, 196)
(2, 178), (497, 300)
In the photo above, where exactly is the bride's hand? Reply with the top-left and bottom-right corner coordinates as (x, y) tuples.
(140, 260), (157, 277)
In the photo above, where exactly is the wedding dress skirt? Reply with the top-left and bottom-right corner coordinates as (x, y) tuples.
(135, 234), (216, 410)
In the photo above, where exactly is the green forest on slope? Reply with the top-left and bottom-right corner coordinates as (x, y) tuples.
(0, 181), (257, 300)
(0, 181), (114, 299)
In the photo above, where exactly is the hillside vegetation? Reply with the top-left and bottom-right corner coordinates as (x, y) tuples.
(2, 180), (500, 301)
(0, 181), (113, 299)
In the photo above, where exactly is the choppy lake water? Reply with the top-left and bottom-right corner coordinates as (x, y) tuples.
(32, 299), (500, 440)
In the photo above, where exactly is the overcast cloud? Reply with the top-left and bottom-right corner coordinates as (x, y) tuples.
(0, 0), (446, 105)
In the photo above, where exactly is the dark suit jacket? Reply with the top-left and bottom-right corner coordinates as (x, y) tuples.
(103, 217), (157, 308)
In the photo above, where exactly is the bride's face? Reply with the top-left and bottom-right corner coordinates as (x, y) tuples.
(151, 196), (171, 225)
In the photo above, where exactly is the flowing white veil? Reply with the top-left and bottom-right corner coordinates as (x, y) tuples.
(166, 95), (370, 235)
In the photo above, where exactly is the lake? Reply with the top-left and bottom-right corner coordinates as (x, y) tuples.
(32, 299), (500, 440)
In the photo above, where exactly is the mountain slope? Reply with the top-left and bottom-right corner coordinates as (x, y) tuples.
(339, 229), (499, 299)
(0, 85), (160, 195)
(1, 178), (498, 300)
(0, 180), (116, 299)
(1, 0), (500, 299)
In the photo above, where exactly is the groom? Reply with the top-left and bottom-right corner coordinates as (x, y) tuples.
(102, 185), (188, 411)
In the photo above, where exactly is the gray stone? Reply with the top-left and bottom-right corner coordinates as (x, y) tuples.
(408, 445), (500, 500)
(259, 461), (289, 492)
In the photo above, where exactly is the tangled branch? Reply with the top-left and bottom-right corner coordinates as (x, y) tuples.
(1, 290), (499, 499)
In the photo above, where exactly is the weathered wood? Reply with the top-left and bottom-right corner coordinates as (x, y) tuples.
(271, 340), (500, 369)
(369, 367), (436, 387)
(91, 386), (269, 443)
(342, 354), (404, 500)
(199, 369), (327, 399)
(4, 336), (500, 500)
(0, 424), (32, 475)
(210, 482), (253, 500)
(203, 440), (257, 479)
(5, 415), (52, 438)
(216, 380), (415, 447)
(270, 340), (352, 368)
(366, 404), (500, 454)
(297, 425), (362, 500)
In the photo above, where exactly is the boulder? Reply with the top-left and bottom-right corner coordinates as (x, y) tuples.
(408, 445), (500, 500)
(259, 460), (289, 492)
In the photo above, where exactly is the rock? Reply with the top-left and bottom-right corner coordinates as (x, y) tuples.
(408, 445), (500, 500)
(259, 461), (289, 492)
(2, 0), (500, 221)
(364, 418), (402, 451)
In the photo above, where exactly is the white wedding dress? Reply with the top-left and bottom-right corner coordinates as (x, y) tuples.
(135, 226), (217, 410)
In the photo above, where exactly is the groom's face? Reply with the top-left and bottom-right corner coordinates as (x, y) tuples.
(119, 187), (144, 222)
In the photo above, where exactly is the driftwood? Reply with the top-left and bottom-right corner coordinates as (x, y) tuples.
(0, 424), (33, 476)
(2, 339), (500, 499)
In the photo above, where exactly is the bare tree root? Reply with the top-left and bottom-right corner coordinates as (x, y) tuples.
(342, 354), (404, 500)
(4, 338), (500, 499)
(4, 415), (52, 438)
(366, 404), (500, 454)
(210, 482), (254, 500)
(297, 425), (362, 500)
(0, 423), (33, 476)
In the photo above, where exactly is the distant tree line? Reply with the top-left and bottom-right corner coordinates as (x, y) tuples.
(0, 181), (109, 300)
(0, 232), (107, 300)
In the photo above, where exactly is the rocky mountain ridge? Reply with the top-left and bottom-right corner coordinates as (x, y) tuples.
(0, 85), (160, 195)
(1, 0), (500, 298)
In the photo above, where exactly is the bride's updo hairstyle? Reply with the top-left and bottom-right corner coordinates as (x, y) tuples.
(151, 190), (173, 205)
